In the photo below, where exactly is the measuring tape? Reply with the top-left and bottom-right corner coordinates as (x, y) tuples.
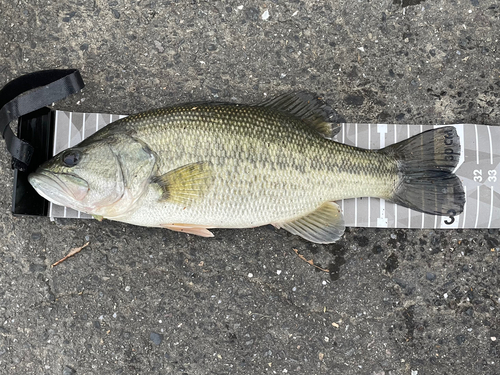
(337, 123), (499, 229)
(48, 111), (500, 229)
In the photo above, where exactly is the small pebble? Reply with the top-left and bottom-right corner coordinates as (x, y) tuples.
(276, 270), (282, 275)
(248, 273), (253, 278)
(125, 286), (131, 292)
(31, 232), (42, 240)
(150, 332), (163, 345)
(456, 334), (466, 345)
(154, 40), (164, 53)
(63, 366), (76, 375)
(426, 272), (436, 281)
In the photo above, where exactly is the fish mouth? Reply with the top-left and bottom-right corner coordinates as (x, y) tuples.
(28, 170), (89, 209)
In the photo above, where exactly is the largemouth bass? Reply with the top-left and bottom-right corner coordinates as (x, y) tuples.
(28, 92), (465, 243)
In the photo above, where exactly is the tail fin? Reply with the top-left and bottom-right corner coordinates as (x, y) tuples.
(379, 126), (465, 216)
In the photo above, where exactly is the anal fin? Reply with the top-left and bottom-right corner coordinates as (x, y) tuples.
(160, 223), (214, 238)
(273, 202), (345, 244)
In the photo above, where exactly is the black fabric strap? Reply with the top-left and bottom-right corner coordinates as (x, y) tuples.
(0, 69), (84, 170)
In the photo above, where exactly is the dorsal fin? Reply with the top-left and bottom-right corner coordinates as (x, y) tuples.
(259, 92), (341, 139)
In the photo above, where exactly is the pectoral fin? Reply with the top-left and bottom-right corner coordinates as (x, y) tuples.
(160, 223), (214, 237)
(151, 162), (212, 206)
(273, 202), (345, 244)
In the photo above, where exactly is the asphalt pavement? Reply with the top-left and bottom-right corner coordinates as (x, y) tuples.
(0, 1), (498, 374)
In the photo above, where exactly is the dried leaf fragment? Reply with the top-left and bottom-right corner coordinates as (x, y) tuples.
(51, 242), (90, 267)
(292, 248), (329, 272)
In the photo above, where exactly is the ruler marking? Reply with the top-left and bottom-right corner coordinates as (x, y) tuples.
(82, 112), (86, 139)
(377, 199), (388, 227)
(367, 125), (371, 226)
(395, 205), (398, 228)
(377, 124), (388, 227)
(394, 125), (398, 227)
(368, 123), (371, 148)
(394, 125), (397, 227)
(474, 125), (480, 229)
(488, 186), (494, 229)
(67, 112), (72, 147)
(64, 112), (73, 218)
(487, 125), (493, 165)
(355, 123), (358, 147)
(462, 185), (467, 229)
(355, 198), (358, 227)
(367, 197), (370, 228)
(49, 111), (59, 218)
(405, 124), (411, 229)
(53, 111), (59, 156)
(354, 123), (358, 227)
(474, 124), (479, 165)
(79, 111), (84, 211)
(475, 187), (480, 229)
(78, 113), (83, 225)
(420, 125), (425, 229)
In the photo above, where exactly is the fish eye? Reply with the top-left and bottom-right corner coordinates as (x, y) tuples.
(61, 150), (82, 167)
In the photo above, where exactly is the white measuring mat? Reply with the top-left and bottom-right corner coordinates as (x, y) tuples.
(49, 111), (500, 229)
